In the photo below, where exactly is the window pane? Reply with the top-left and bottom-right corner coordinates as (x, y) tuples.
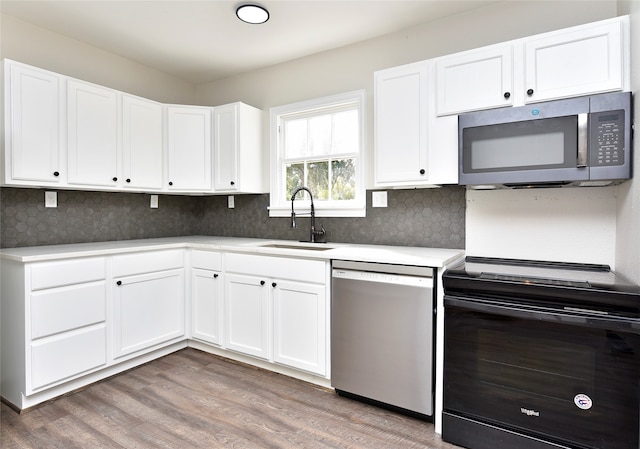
(309, 115), (331, 156)
(332, 110), (358, 154)
(331, 159), (356, 200)
(284, 119), (308, 158)
(285, 163), (304, 199)
(307, 161), (329, 200)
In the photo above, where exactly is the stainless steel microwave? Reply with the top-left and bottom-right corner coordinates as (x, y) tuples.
(458, 92), (632, 189)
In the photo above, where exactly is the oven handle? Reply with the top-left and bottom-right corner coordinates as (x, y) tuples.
(445, 295), (640, 334)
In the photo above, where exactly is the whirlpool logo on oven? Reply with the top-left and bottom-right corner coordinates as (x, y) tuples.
(574, 394), (593, 410)
(520, 407), (540, 417)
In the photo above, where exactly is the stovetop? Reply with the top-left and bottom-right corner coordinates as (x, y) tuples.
(443, 256), (640, 316)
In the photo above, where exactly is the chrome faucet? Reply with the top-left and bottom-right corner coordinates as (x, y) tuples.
(290, 187), (326, 243)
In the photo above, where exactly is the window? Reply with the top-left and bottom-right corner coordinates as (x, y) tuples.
(269, 90), (365, 217)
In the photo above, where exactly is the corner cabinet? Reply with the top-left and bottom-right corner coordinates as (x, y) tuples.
(224, 253), (329, 376)
(213, 102), (265, 193)
(2, 60), (64, 186)
(374, 61), (458, 187)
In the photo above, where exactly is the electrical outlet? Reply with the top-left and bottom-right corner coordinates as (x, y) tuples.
(45, 191), (57, 208)
(150, 195), (159, 208)
(228, 195), (235, 208)
(372, 191), (388, 208)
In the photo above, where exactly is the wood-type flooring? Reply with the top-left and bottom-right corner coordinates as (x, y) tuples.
(1, 348), (463, 449)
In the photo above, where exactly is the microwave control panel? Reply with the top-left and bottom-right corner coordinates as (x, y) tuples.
(590, 110), (625, 166)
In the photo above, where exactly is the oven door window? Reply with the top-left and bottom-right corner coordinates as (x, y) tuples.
(462, 116), (578, 173)
(444, 306), (640, 449)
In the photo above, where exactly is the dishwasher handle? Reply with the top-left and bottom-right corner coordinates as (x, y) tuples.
(332, 268), (434, 288)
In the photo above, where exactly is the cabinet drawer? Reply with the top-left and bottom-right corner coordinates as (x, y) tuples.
(31, 257), (105, 291)
(112, 249), (184, 277)
(30, 325), (107, 391)
(191, 250), (222, 271)
(225, 253), (326, 284)
(30, 282), (106, 339)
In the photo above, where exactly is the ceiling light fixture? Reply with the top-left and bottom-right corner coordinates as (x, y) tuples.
(236, 4), (269, 24)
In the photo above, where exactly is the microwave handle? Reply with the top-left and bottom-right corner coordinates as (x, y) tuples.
(577, 113), (588, 167)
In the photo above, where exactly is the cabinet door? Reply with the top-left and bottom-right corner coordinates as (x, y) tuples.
(166, 106), (212, 191)
(122, 94), (163, 190)
(191, 268), (223, 345)
(4, 61), (63, 185)
(224, 273), (270, 360)
(435, 44), (513, 116)
(113, 268), (185, 358)
(524, 19), (624, 102)
(213, 103), (239, 191)
(67, 79), (119, 187)
(214, 102), (264, 193)
(374, 62), (429, 186)
(273, 280), (326, 376)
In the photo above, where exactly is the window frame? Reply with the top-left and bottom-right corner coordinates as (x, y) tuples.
(269, 90), (366, 218)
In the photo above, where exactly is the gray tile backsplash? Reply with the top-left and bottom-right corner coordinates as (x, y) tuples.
(0, 187), (465, 249)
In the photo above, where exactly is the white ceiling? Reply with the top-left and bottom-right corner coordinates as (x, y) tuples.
(1, 0), (498, 84)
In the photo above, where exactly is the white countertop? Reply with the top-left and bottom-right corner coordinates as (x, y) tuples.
(0, 236), (464, 268)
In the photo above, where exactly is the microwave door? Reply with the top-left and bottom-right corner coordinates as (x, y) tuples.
(459, 111), (590, 186)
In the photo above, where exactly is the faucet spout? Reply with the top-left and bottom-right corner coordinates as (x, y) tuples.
(290, 187), (325, 243)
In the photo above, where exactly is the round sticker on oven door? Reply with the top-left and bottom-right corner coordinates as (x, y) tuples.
(574, 394), (593, 410)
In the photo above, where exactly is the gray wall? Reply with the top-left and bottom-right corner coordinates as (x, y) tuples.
(0, 187), (465, 249)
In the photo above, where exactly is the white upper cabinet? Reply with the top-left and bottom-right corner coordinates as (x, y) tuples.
(121, 94), (163, 190)
(524, 17), (626, 103)
(166, 105), (212, 192)
(213, 102), (264, 193)
(435, 44), (514, 116)
(67, 79), (119, 187)
(375, 61), (458, 187)
(3, 60), (64, 186)
(374, 61), (430, 186)
(434, 16), (628, 116)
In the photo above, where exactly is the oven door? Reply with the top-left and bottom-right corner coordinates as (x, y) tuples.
(443, 296), (640, 449)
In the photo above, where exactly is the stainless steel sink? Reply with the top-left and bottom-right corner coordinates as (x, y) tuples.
(258, 243), (334, 251)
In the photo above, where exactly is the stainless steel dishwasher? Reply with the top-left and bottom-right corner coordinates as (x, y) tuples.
(331, 260), (434, 417)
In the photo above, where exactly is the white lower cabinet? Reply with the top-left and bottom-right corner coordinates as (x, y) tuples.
(224, 253), (329, 376)
(112, 269), (185, 358)
(0, 256), (109, 404)
(225, 273), (271, 359)
(191, 250), (223, 346)
(273, 280), (326, 375)
(112, 250), (185, 359)
(0, 246), (329, 411)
